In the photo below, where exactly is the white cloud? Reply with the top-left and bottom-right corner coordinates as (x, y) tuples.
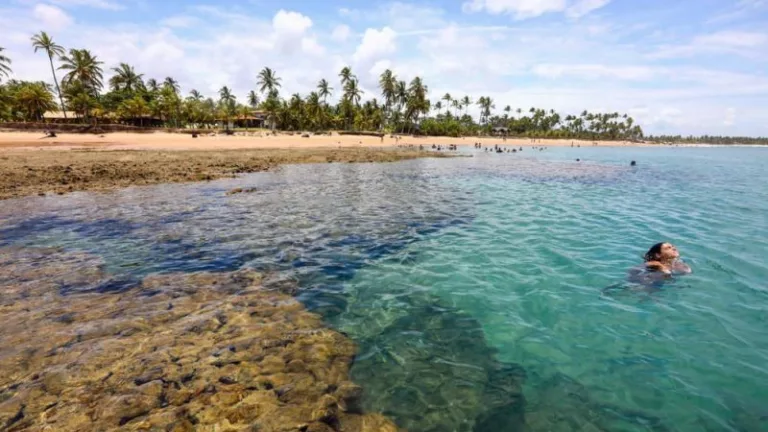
(462, 0), (610, 19)
(707, 0), (767, 24)
(161, 15), (200, 29)
(2, 2), (767, 135)
(532, 63), (655, 80)
(566, 0), (611, 18)
(48, 0), (123, 11)
(331, 24), (351, 42)
(301, 37), (325, 56)
(652, 30), (768, 59)
(353, 27), (397, 64)
(383, 2), (446, 30)
(271, 10), (321, 55)
(694, 30), (767, 48)
(463, 0), (568, 19)
(273, 10), (313, 36)
(33, 4), (73, 30)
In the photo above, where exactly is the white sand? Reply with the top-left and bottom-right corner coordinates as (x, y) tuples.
(0, 130), (642, 151)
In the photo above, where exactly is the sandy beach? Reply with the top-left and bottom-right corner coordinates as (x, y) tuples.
(0, 130), (641, 151)
(0, 130), (644, 200)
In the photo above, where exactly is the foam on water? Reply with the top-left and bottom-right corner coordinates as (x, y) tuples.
(1, 146), (766, 431)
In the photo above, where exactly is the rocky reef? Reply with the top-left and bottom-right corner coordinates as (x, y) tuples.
(337, 291), (526, 432)
(0, 247), (398, 431)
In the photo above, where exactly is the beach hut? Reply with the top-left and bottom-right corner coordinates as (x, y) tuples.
(217, 111), (267, 130)
(42, 111), (80, 124)
(121, 114), (165, 128)
(491, 126), (509, 136)
(235, 111), (267, 129)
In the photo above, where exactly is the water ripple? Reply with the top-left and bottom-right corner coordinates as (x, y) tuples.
(1, 148), (767, 431)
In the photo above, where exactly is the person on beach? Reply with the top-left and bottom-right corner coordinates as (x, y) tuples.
(643, 242), (691, 275)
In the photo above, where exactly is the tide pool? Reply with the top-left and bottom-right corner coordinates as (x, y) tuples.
(1, 146), (766, 431)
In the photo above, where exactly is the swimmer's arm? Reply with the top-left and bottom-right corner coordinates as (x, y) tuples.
(645, 261), (672, 274)
(673, 261), (692, 274)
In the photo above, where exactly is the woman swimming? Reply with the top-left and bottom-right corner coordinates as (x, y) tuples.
(643, 242), (691, 275)
(616, 242), (691, 289)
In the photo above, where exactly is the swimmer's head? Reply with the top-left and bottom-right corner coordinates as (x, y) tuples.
(644, 242), (679, 262)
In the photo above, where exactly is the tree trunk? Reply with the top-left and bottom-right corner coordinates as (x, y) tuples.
(48, 54), (67, 119)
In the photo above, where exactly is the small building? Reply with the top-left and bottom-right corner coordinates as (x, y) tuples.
(217, 111), (267, 129)
(121, 115), (165, 128)
(42, 111), (80, 124)
(491, 126), (509, 136)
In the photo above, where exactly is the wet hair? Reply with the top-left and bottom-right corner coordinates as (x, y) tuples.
(644, 242), (666, 262)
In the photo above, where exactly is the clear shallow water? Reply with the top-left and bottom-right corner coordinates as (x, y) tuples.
(1, 147), (767, 431)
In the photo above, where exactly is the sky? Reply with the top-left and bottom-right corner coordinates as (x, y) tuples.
(1, 0), (767, 136)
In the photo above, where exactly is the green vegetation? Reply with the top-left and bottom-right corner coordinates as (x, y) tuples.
(4, 32), (757, 144)
(0, 33), (644, 140)
(0, 80), (58, 121)
(31, 32), (67, 118)
(645, 135), (768, 145)
(0, 47), (11, 82)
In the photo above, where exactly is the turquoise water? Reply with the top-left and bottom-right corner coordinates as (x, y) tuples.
(1, 146), (767, 431)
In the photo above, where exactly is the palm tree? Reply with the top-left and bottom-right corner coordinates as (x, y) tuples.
(15, 82), (57, 120)
(0, 47), (11, 81)
(477, 96), (494, 126)
(317, 78), (332, 104)
(378, 69), (395, 103)
(341, 78), (362, 131)
(146, 78), (159, 93)
(31, 32), (66, 117)
(108, 63), (144, 93)
(339, 66), (355, 88)
(117, 95), (149, 125)
(219, 86), (236, 129)
(305, 91), (323, 129)
(344, 78), (363, 106)
(219, 86), (235, 106)
(163, 76), (179, 94)
(395, 80), (407, 120)
(61, 79), (100, 118)
(262, 89), (281, 131)
(378, 69), (396, 127)
(434, 100), (443, 115)
(247, 90), (259, 108)
(257, 67), (281, 94)
(59, 48), (103, 92)
(461, 96), (471, 118)
(406, 76), (429, 131)
(189, 89), (203, 101)
(442, 93), (452, 116)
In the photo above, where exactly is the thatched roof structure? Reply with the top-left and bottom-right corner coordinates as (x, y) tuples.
(43, 111), (77, 119)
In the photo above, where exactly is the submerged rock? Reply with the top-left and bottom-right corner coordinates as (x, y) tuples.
(345, 299), (526, 432)
(0, 247), (400, 431)
(226, 187), (258, 196)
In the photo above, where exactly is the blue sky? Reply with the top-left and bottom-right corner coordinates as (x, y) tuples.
(2, 0), (767, 136)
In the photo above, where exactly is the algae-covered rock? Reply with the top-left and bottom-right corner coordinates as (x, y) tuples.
(0, 247), (402, 431)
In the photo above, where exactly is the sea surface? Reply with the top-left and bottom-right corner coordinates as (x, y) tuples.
(1, 145), (767, 431)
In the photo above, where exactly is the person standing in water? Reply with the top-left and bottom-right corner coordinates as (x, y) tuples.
(643, 242), (691, 275)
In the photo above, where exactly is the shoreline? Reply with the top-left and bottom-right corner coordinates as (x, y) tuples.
(0, 147), (450, 200)
(0, 130), (645, 151)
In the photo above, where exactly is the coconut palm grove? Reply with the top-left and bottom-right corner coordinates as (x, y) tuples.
(1, 32), (766, 144)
